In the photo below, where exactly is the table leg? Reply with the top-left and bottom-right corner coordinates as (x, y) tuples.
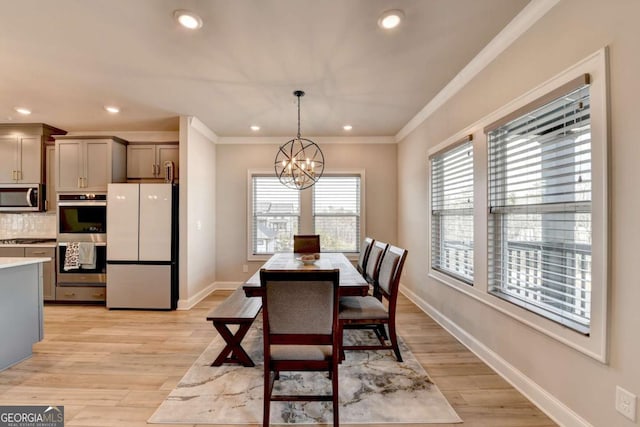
(211, 322), (255, 367)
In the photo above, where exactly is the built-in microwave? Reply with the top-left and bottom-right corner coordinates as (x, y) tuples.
(0, 184), (45, 211)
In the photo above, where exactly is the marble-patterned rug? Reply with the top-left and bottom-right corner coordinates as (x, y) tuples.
(149, 319), (461, 425)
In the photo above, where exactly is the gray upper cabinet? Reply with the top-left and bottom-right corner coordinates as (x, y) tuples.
(127, 144), (179, 179)
(0, 124), (66, 184)
(55, 136), (127, 192)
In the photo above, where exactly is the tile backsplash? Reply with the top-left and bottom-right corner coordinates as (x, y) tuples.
(0, 212), (56, 239)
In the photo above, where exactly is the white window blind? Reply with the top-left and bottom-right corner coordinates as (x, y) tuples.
(313, 175), (361, 252)
(430, 137), (474, 283)
(486, 75), (592, 334)
(252, 176), (300, 254)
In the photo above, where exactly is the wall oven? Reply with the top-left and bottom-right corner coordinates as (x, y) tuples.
(57, 193), (107, 243)
(57, 193), (108, 286)
(57, 242), (107, 285)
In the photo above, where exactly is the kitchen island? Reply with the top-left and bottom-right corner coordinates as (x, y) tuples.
(0, 257), (48, 371)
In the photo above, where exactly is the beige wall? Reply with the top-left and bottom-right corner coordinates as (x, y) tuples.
(215, 141), (397, 283)
(397, 0), (640, 425)
(178, 117), (217, 308)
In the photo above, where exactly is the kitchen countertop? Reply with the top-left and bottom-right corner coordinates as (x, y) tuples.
(0, 243), (57, 248)
(0, 239), (57, 248)
(0, 257), (51, 270)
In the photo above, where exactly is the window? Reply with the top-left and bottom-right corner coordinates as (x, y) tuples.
(249, 171), (364, 259)
(486, 75), (592, 334)
(430, 137), (474, 283)
(313, 175), (361, 252)
(251, 176), (300, 255)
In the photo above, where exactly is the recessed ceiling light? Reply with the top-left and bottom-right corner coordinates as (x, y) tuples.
(343, 125), (353, 131)
(14, 107), (31, 115)
(378, 9), (404, 30)
(174, 10), (203, 30)
(104, 106), (120, 114)
(250, 125), (261, 131)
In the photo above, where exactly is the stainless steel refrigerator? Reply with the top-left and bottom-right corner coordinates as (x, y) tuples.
(106, 183), (178, 309)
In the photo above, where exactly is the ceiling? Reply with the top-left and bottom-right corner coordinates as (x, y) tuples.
(0, 0), (530, 138)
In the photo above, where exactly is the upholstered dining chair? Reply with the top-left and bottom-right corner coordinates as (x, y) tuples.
(356, 237), (374, 277)
(363, 240), (388, 292)
(259, 268), (341, 427)
(338, 245), (408, 362)
(293, 234), (321, 253)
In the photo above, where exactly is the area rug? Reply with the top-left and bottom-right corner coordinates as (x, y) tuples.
(149, 319), (461, 425)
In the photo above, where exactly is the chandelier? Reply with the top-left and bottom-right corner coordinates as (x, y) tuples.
(274, 90), (324, 190)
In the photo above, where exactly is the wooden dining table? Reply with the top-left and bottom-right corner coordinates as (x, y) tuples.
(242, 252), (369, 298)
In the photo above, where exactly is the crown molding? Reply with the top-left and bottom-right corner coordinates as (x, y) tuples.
(395, 0), (561, 142)
(216, 136), (395, 145)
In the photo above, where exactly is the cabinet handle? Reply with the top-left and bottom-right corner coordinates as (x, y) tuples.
(93, 293), (104, 298)
(152, 164), (156, 176)
(12, 170), (17, 180)
(17, 170), (22, 181)
(64, 292), (76, 297)
(31, 251), (47, 255)
(78, 177), (82, 188)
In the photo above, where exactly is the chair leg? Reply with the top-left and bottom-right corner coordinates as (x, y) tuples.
(332, 361), (339, 426)
(338, 323), (346, 362)
(373, 324), (388, 343)
(263, 369), (272, 427)
(388, 322), (403, 362)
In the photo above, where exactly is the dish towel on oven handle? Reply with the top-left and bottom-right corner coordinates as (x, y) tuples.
(63, 242), (80, 271)
(78, 242), (96, 269)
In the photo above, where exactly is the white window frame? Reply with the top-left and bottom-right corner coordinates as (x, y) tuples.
(313, 174), (362, 254)
(248, 169), (365, 262)
(486, 75), (592, 334)
(429, 135), (475, 284)
(427, 49), (609, 362)
(247, 172), (301, 260)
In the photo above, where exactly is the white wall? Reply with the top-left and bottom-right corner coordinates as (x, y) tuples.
(397, 1), (640, 425)
(215, 139), (397, 283)
(177, 116), (217, 308)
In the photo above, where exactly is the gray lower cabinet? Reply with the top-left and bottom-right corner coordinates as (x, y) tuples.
(0, 246), (56, 301)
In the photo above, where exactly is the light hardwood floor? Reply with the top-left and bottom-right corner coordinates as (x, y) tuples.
(0, 292), (557, 427)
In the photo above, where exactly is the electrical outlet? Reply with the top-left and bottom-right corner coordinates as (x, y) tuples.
(616, 386), (637, 421)
(242, 264), (248, 273)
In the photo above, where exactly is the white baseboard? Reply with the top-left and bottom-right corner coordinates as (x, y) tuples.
(176, 281), (244, 310)
(213, 281), (244, 291)
(400, 285), (592, 427)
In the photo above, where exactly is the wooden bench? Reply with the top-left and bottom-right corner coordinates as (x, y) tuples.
(206, 288), (262, 367)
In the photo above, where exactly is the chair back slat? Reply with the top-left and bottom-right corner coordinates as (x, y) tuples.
(293, 234), (321, 253)
(364, 241), (388, 284)
(265, 280), (335, 335)
(377, 245), (408, 302)
(356, 237), (374, 275)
